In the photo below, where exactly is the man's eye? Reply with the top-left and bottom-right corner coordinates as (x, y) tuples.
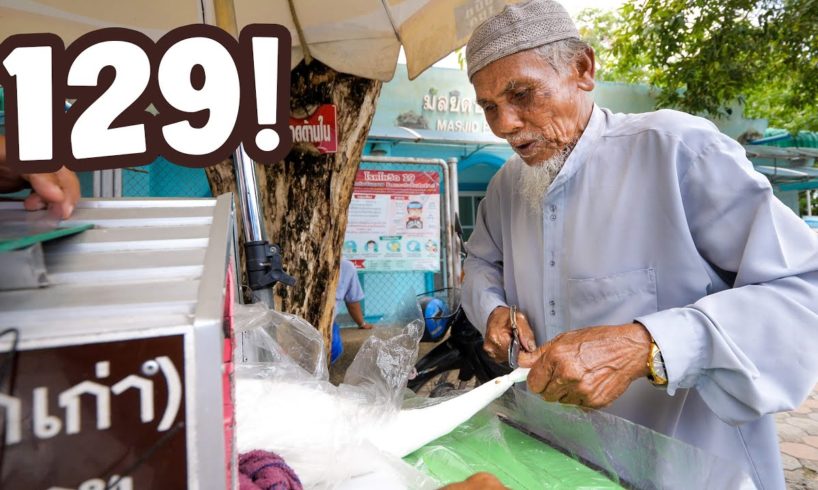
(513, 89), (529, 100)
(483, 104), (496, 112)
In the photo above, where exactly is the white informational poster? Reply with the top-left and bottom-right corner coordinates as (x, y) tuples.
(344, 170), (441, 272)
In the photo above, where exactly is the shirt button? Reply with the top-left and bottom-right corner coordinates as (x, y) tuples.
(550, 310), (556, 316)
(549, 300), (555, 306)
(550, 205), (556, 212)
(550, 214), (557, 221)
(550, 260), (555, 267)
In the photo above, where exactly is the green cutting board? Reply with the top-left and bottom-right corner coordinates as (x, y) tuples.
(405, 410), (624, 490)
(0, 223), (93, 252)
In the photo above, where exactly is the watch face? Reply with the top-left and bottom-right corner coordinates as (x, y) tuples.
(652, 350), (667, 378)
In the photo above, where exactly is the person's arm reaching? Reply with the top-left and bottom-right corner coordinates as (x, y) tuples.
(0, 134), (80, 219)
(345, 301), (372, 329)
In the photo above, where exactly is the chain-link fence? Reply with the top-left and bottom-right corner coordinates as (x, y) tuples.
(122, 157), (212, 197)
(336, 159), (453, 328)
(75, 158), (212, 198)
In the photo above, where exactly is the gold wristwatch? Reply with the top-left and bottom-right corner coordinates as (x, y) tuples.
(647, 339), (668, 386)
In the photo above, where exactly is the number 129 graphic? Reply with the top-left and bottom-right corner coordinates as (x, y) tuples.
(0, 24), (292, 173)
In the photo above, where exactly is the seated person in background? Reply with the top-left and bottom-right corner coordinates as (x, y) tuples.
(0, 134), (80, 219)
(331, 258), (372, 364)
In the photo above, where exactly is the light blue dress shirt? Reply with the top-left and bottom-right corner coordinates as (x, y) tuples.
(463, 105), (818, 489)
(336, 258), (364, 316)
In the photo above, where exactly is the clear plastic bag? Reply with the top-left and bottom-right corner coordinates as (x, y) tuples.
(233, 300), (438, 489)
(233, 301), (328, 380)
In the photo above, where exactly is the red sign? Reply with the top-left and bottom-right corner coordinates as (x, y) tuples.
(288, 104), (338, 154)
(353, 170), (440, 195)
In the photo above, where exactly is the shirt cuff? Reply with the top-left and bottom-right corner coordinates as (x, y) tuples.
(635, 307), (712, 395)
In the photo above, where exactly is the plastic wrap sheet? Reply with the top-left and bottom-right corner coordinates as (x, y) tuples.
(233, 302), (329, 380)
(406, 388), (755, 490)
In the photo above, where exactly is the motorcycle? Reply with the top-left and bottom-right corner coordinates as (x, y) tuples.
(408, 289), (511, 397)
(407, 212), (511, 397)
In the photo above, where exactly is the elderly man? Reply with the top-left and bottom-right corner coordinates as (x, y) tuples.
(461, 1), (818, 488)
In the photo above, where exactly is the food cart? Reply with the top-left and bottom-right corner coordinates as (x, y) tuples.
(0, 195), (236, 489)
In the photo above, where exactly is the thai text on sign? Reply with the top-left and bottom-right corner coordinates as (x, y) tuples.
(344, 170), (441, 272)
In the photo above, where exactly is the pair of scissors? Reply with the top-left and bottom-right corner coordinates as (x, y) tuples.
(508, 305), (521, 369)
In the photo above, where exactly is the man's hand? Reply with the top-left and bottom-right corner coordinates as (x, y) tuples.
(439, 472), (507, 490)
(1, 135), (80, 219)
(526, 323), (652, 408)
(22, 168), (81, 219)
(483, 305), (538, 365)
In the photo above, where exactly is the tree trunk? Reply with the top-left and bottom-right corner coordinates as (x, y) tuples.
(206, 60), (383, 358)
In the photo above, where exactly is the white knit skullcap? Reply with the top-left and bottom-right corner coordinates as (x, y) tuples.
(466, 0), (580, 79)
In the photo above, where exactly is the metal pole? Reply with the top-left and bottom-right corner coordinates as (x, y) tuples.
(360, 156), (455, 291)
(233, 145), (266, 243)
(808, 191), (813, 217)
(234, 146), (275, 307)
(211, 1), (277, 308)
(447, 158), (461, 288)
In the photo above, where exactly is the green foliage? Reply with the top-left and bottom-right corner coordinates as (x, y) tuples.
(575, 9), (632, 82)
(583, 0), (818, 132)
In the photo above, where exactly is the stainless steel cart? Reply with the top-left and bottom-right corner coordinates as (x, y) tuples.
(0, 195), (236, 489)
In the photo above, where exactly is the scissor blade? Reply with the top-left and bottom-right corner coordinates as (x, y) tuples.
(508, 332), (521, 369)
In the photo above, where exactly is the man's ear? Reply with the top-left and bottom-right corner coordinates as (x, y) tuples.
(574, 46), (596, 92)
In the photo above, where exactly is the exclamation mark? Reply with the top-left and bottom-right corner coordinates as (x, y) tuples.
(251, 36), (279, 152)
(239, 24), (292, 162)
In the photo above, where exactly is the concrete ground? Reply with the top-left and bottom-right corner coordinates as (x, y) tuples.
(777, 384), (818, 489)
(331, 328), (818, 488)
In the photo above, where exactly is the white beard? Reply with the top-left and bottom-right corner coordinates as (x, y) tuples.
(519, 149), (570, 213)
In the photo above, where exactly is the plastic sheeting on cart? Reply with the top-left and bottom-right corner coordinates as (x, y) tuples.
(233, 300), (754, 489)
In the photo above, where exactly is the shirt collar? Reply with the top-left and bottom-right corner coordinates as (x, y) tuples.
(548, 104), (605, 191)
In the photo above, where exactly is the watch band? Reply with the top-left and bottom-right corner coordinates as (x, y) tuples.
(647, 340), (668, 386)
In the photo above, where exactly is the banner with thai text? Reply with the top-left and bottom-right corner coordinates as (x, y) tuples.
(344, 170), (440, 272)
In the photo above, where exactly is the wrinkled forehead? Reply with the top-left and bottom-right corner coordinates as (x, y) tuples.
(471, 50), (561, 101)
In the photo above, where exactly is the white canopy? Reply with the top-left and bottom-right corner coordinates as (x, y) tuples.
(0, 0), (522, 81)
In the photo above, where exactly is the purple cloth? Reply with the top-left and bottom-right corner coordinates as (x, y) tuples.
(238, 450), (303, 490)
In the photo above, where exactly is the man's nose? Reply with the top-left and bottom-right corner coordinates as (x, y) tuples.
(494, 105), (524, 136)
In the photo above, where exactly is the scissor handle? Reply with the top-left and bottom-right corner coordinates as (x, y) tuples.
(508, 305), (520, 368)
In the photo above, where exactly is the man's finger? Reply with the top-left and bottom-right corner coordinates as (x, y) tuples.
(541, 373), (575, 403)
(560, 390), (586, 407)
(526, 355), (554, 394)
(23, 192), (47, 211)
(515, 312), (538, 352)
(483, 330), (511, 362)
(25, 168), (79, 219)
(26, 172), (65, 205)
(58, 167), (81, 217)
(516, 343), (548, 368)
